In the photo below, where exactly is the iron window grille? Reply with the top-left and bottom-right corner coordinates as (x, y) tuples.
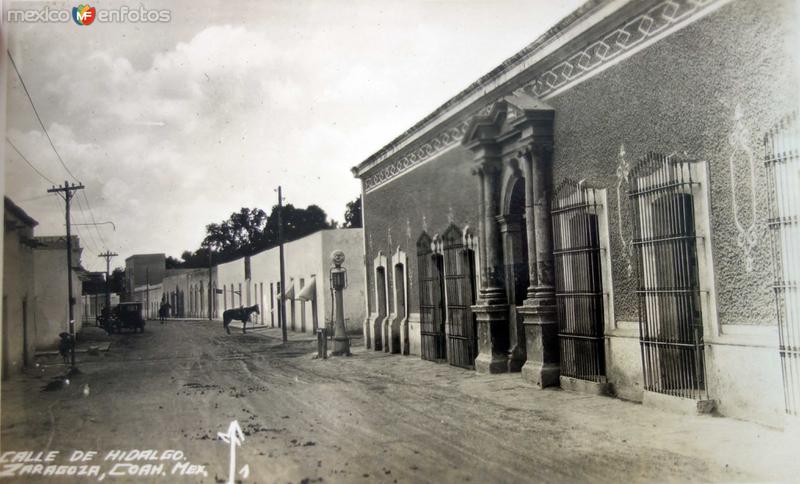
(442, 224), (478, 369)
(552, 179), (606, 382)
(765, 111), (800, 415)
(417, 232), (447, 361)
(629, 152), (707, 399)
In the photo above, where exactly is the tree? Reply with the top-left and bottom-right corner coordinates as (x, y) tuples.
(203, 207), (267, 257)
(168, 203), (334, 267)
(109, 267), (125, 293)
(166, 256), (183, 269)
(343, 196), (362, 228)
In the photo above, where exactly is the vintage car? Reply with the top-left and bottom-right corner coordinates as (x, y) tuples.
(101, 302), (145, 334)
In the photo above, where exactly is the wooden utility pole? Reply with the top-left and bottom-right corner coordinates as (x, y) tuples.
(277, 186), (288, 344)
(48, 181), (85, 369)
(98, 251), (117, 314)
(146, 267), (150, 320)
(208, 245), (213, 320)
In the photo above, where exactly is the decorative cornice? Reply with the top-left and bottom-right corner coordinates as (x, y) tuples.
(523, 0), (721, 99)
(358, 0), (727, 194)
(362, 119), (471, 193)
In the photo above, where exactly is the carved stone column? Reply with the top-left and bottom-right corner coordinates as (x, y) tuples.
(469, 144), (509, 374)
(519, 144), (560, 388)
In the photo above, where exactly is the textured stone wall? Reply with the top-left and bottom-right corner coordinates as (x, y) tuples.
(364, 146), (480, 316)
(361, 0), (798, 328)
(548, 0), (796, 326)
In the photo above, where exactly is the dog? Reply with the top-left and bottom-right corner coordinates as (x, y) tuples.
(58, 332), (72, 364)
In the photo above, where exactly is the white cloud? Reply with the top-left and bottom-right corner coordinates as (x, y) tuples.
(6, 0), (584, 270)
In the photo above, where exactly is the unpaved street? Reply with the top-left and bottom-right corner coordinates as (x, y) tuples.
(2, 320), (800, 483)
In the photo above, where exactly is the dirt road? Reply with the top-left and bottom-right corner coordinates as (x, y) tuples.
(2, 320), (799, 483)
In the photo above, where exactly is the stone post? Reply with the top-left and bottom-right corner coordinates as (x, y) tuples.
(497, 213), (527, 372)
(518, 144), (560, 388)
(470, 146), (509, 374)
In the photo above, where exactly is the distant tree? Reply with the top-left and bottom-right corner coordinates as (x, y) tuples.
(109, 267), (125, 293)
(203, 207), (267, 260)
(166, 256), (183, 269)
(170, 203), (334, 267)
(343, 196), (362, 228)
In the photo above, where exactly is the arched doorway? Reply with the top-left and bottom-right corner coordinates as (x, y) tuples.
(501, 176), (529, 371)
(393, 260), (407, 355)
(374, 266), (387, 350)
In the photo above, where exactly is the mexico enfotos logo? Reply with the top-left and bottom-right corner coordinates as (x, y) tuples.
(7, 4), (171, 24)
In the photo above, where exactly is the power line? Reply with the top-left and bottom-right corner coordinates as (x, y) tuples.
(74, 194), (105, 251)
(80, 190), (108, 249)
(8, 49), (111, 251)
(51, 194), (99, 258)
(7, 50), (79, 181)
(5, 137), (55, 185)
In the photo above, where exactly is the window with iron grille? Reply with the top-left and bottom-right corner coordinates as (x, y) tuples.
(765, 111), (800, 415)
(442, 224), (478, 369)
(552, 179), (606, 382)
(417, 232), (446, 361)
(630, 152), (706, 399)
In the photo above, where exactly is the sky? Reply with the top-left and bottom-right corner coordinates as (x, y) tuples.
(5, 0), (584, 272)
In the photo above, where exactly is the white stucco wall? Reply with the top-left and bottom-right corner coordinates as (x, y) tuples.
(33, 243), (83, 350)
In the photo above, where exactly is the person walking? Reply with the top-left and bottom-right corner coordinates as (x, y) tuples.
(159, 301), (171, 324)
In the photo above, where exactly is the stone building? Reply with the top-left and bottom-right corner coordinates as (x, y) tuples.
(215, 228), (365, 334)
(352, 0), (799, 427)
(3, 198), (38, 379)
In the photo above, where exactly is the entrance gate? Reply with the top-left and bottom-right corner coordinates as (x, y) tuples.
(765, 111), (800, 415)
(417, 233), (446, 361)
(630, 152), (706, 399)
(552, 180), (606, 381)
(442, 225), (477, 369)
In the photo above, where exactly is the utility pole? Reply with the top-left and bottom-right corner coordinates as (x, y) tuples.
(208, 244), (213, 320)
(48, 181), (85, 370)
(277, 186), (288, 344)
(98, 251), (117, 314)
(146, 267), (150, 320)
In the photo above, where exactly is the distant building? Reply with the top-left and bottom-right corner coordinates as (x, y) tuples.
(134, 266), (215, 319)
(215, 228), (365, 334)
(3, 197), (38, 379)
(81, 271), (118, 325)
(124, 253), (165, 300)
(126, 229), (363, 329)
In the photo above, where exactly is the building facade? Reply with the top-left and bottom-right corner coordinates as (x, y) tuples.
(32, 235), (84, 350)
(124, 253), (165, 300)
(215, 229), (366, 334)
(353, 0), (799, 427)
(3, 198), (38, 379)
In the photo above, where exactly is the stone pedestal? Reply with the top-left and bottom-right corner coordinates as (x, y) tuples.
(519, 299), (560, 388)
(472, 303), (510, 374)
(372, 314), (385, 351)
(363, 315), (373, 349)
(386, 314), (403, 354)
